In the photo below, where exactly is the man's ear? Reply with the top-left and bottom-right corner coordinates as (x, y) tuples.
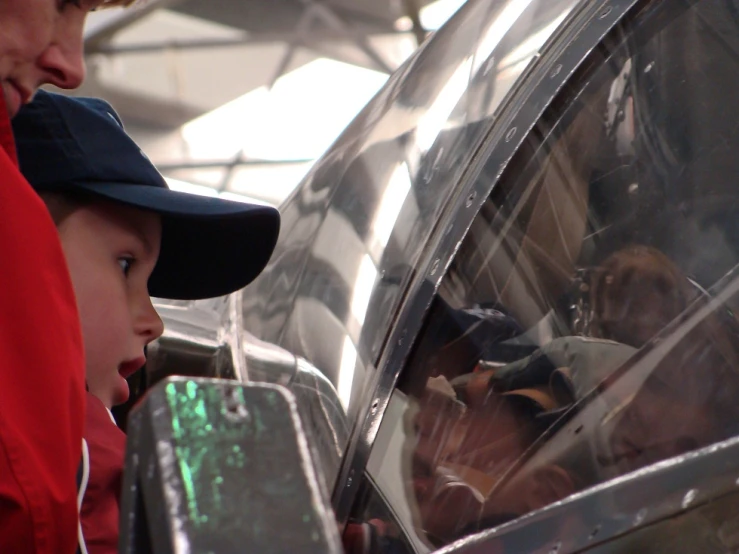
(528, 465), (575, 510)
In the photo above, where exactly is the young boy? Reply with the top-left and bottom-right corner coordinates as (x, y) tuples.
(12, 90), (281, 554)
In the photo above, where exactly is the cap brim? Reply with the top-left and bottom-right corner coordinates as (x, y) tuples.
(73, 182), (280, 300)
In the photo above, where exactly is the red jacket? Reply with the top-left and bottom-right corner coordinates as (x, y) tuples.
(0, 94), (86, 552)
(79, 393), (125, 554)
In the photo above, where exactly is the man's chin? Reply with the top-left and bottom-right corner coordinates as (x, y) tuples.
(1, 82), (21, 119)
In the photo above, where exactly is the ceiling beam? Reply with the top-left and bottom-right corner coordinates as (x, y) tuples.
(87, 28), (406, 55)
(84, 0), (183, 50)
(71, 77), (203, 128)
(300, 0), (394, 73)
(87, 34), (401, 74)
(401, 0), (428, 46)
(156, 158), (314, 172)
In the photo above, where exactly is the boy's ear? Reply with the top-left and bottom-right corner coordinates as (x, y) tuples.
(528, 465), (575, 510)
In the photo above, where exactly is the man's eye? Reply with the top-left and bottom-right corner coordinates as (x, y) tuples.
(118, 257), (134, 276)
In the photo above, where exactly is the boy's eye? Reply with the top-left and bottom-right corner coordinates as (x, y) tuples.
(118, 257), (134, 276)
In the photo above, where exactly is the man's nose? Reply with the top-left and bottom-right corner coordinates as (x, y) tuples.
(37, 42), (86, 90)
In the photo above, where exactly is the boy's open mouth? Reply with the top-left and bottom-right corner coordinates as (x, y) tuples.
(118, 357), (146, 379)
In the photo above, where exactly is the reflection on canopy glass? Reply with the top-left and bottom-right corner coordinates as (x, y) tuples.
(347, 0), (739, 551)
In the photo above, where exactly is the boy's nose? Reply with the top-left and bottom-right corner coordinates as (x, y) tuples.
(135, 297), (165, 344)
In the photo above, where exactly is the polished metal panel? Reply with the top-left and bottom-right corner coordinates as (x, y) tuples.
(148, 295), (244, 385)
(244, 331), (350, 482)
(242, 0), (582, 487)
(119, 377), (342, 554)
(291, 357), (351, 482)
(332, 0), (635, 527)
(346, 0), (739, 551)
(242, 327), (301, 385)
(147, 294), (349, 491)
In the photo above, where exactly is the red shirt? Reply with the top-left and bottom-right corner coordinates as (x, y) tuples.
(79, 393), (125, 554)
(0, 94), (86, 553)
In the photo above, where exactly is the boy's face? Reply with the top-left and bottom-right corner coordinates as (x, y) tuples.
(57, 199), (164, 409)
(0, 0), (104, 117)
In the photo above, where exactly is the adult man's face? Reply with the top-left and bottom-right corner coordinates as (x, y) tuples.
(0, 0), (103, 117)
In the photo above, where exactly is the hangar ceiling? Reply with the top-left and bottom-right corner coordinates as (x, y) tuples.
(73, 0), (467, 206)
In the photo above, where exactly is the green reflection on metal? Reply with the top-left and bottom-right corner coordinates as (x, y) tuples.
(166, 383), (182, 437)
(165, 381), (204, 525)
(165, 380), (252, 530)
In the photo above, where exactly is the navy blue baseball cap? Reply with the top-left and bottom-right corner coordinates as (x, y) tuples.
(12, 90), (280, 300)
